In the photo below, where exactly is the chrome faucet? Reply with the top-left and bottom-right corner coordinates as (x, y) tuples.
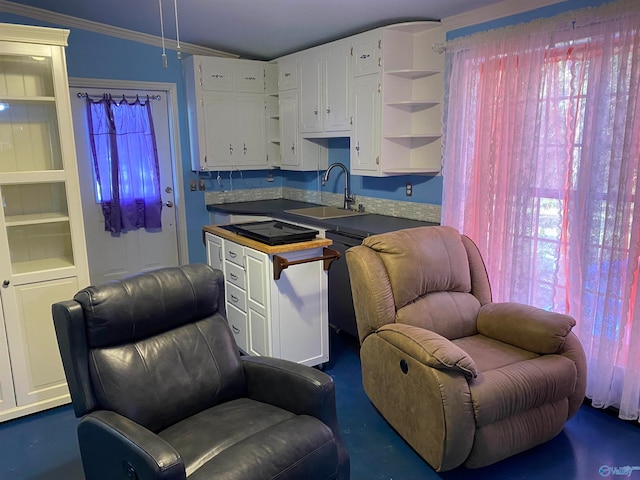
(322, 162), (355, 210)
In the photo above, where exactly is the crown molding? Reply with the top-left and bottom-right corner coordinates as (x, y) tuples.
(0, 0), (238, 58)
(442, 0), (568, 31)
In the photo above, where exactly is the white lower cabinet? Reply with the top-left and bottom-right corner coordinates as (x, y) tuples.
(205, 232), (329, 367)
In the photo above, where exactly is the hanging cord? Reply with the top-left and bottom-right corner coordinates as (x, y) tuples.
(158, 0), (167, 68)
(174, 0), (181, 60)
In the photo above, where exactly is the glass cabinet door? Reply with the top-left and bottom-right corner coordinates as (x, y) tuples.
(0, 48), (75, 276)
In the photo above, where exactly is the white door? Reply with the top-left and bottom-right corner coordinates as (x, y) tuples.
(70, 86), (179, 284)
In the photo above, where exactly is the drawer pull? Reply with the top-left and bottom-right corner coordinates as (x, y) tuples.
(229, 251), (237, 258)
(230, 294), (239, 303)
(232, 325), (240, 334)
(229, 272), (238, 280)
(273, 247), (340, 280)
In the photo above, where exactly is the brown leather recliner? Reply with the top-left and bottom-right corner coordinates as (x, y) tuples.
(345, 226), (586, 471)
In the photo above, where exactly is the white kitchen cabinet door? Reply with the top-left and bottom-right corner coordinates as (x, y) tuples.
(323, 40), (351, 132)
(351, 30), (381, 77)
(279, 90), (299, 168)
(351, 73), (380, 174)
(205, 233), (223, 271)
(2, 276), (79, 407)
(0, 299), (16, 413)
(245, 249), (271, 357)
(298, 49), (322, 133)
(202, 94), (236, 168)
(236, 95), (266, 168)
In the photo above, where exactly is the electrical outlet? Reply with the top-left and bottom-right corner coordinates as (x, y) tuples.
(189, 180), (197, 192)
(198, 179), (206, 191)
(405, 182), (413, 197)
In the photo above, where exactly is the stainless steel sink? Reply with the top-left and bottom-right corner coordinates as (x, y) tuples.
(285, 206), (366, 220)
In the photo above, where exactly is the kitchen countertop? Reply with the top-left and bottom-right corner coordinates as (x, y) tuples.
(207, 199), (438, 238)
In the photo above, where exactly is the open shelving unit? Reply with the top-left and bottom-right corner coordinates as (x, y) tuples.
(380, 23), (444, 175)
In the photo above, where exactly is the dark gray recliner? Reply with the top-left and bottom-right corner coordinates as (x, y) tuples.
(52, 263), (349, 480)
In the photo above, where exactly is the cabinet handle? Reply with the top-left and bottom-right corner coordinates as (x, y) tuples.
(230, 294), (239, 303)
(284, 72), (291, 77)
(314, 108), (318, 116)
(290, 143), (295, 153)
(229, 251), (237, 258)
(244, 76), (256, 81)
(355, 142), (360, 156)
(229, 143), (233, 155)
(243, 143), (247, 155)
(229, 272), (238, 280)
(2, 280), (9, 287)
(360, 54), (370, 60)
(273, 247), (341, 280)
(211, 74), (224, 78)
(326, 106), (331, 114)
(232, 325), (240, 334)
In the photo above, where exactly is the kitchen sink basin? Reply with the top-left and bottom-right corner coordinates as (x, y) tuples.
(285, 206), (366, 220)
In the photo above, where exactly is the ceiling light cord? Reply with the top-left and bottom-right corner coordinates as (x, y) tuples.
(174, 0), (181, 60)
(158, 0), (167, 68)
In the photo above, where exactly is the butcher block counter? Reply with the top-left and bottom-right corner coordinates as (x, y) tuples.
(203, 224), (332, 255)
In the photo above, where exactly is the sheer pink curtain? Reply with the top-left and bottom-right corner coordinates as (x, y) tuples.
(442, 0), (640, 421)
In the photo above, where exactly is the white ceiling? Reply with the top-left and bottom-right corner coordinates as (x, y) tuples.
(2, 0), (508, 60)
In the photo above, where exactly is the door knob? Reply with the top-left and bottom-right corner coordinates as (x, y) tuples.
(164, 201), (174, 208)
(2, 280), (9, 287)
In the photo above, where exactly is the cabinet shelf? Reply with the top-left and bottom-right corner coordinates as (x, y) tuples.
(381, 167), (441, 175)
(11, 257), (75, 275)
(5, 212), (69, 226)
(385, 69), (440, 79)
(0, 95), (56, 103)
(384, 133), (441, 140)
(385, 100), (439, 111)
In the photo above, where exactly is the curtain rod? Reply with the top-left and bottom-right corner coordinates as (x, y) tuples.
(76, 92), (161, 101)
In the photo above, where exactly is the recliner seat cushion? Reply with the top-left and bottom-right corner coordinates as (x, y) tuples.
(468, 355), (577, 426)
(159, 398), (338, 480)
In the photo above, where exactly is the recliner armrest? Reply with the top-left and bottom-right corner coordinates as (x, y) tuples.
(242, 356), (350, 480)
(77, 410), (185, 480)
(242, 356), (336, 423)
(376, 324), (478, 379)
(477, 302), (576, 354)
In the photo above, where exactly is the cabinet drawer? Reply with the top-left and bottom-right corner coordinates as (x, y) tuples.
(225, 261), (245, 288)
(227, 303), (248, 353)
(224, 242), (244, 266)
(226, 282), (247, 312)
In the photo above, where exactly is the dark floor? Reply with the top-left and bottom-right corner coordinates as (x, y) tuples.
(2, 330), (639, 480)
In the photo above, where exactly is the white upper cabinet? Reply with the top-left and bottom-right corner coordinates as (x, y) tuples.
(350, 22), (445, 177)
(185, 56), (270, 171)
(298, 39), (351, 136)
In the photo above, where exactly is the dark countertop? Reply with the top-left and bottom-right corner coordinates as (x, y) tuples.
(207, 199), (438, 238)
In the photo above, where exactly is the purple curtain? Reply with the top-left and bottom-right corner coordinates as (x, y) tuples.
(86, 94), (162, 233)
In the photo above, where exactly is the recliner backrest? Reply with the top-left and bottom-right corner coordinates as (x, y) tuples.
(358, 226), (485, 339)
(69, 264), (245, 432)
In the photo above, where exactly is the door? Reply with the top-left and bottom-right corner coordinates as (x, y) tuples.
(298, 49), (322, 133)
(324, 40), (351, 132)
(351, 74), (380, 173)
(71, 86), (179, 284)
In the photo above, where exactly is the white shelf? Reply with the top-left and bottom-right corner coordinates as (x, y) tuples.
(385, 100), (439, 110)
(10, 257), (75, 275)
(384, 133), (441, 140)
(385, 69), (440, 79)
(381, 167), (441, 175)
(5, 213), (69, 226)
(0, 95), (56, 103)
